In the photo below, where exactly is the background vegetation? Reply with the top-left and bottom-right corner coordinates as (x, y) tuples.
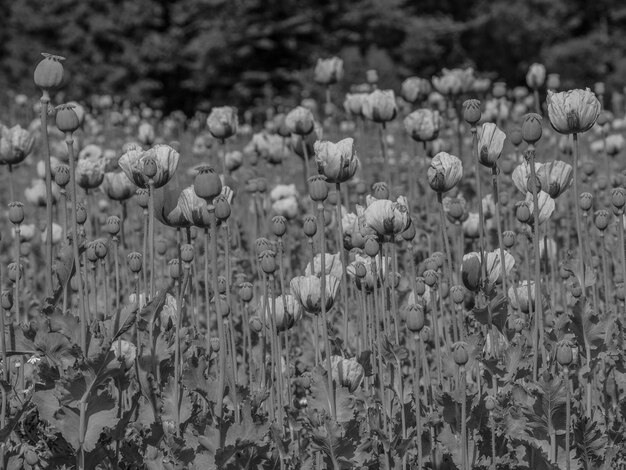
(1, 0), (626, 112)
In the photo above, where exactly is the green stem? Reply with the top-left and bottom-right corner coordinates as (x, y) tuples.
(40, 94), (53, 296)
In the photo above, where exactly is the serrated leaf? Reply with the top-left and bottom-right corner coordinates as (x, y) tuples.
(161, 378), (193, 427)
(574, 412), (607, 466)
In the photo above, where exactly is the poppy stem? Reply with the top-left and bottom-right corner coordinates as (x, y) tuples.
(148, 180), (155, 299)
(335, 182), (350, 348)
(39, 95), (53, 297)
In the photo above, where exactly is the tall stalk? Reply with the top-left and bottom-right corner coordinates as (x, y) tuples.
(335, 183), (350, 343)
(39, 94), (53, 295)
(210, 210), (226, 428)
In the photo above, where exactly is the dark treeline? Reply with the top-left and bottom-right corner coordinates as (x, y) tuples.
(0, 0), (624, 113)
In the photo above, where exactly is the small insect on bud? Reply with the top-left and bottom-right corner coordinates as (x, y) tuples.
(372, 182), (389, 200)
(303, 215), (317, 238)
(194, 165), (222, 201)
(259, 250), (277, 275)
(54, 165), (71, 188)
(521, 113), (542, 145)
(463, 99), (481, 126)
(127, 252), (143, 273)
(364, 236), (380, 257)
(180, 243), (194, 263)
(578, 192), (593, 212)
(239, 282), (253, 302)
(249, 316), (263, 333)
(272, 216), (287, 237)
(594, 210), (610, 231)
(308, 175), (329, 202)
(452, 341), (470, 366)
(405, 303), (425, 333)
(8, 202), (24, 225)
(55, 104), (80, 134)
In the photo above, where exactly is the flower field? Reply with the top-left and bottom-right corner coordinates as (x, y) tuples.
(0, 55), (624, 469)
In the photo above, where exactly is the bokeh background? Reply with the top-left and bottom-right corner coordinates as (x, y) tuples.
(1, 0), (625, 113)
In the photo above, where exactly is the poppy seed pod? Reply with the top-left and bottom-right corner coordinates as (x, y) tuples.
(509, 128), (523, 147)
(193, 166), (222, 201)
(308, 175), (329, 202)
(1, 290), (13, 310)
(214, 195), (231, 221)
(611, 188), (626, 210)
(303, 215), (317, 237)
(579, 192), (593, 212)
(463, 99), (481, 125)
(8, 202), (24, 225)
(217, 276), (227, 294)
(136, 188), (149, 209)
(259, 250), (277, 275)
(169, 259), (182, 280)
(34, 53), (65, 92)
(461, 254), (481, 292)
(210, 337), (221, 352)
(415, 277), (426, 296)
(143, 157), (158, 179)
(55, 104), (80, 134)
(239, 282), (253, 302)
(272, 216), (287, 237)
(405, 303), (425, 332)
(372, 182), (389, 200)
(594, 210), (610, 231)
(54, 165), (71, 188)
(450, 285), (465, 304)
(7, 263), (21, 282)
(452, 341), (470, 365)
(93, 238), (108, 259)
(521, 113), (542, 144)
(428, 152), (463, 193)
(249, 315), (263, 333)
(76, 204), (88, 225)
(86, 242), (99, 263)
(424, 269), (438, 287)
(127, 252), (143, 273)
(104, 216), (121, 236)
(180, 244), (194, 263)
(556, 339), (574, 366)
(503, 230), (516, 248)
(515, 201), (532, 224)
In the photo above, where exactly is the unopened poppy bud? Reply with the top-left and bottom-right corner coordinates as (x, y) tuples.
(1, 290), (13, 310)
(194, 165), (222, 201)
(452, 341), (469, 365)
(461, 255), (481, 292)
(239, 282), (253, 302)
(214, 195), (231, 221)
(509, 128), (523, 147)
(579, 192), (593, 212)
(372, 182), (389, 200)
(54, 165), (70, 188)
(272, 216), (287, 237)
(169, 259), (182, 279)
(127, 252), (143, 273)
(556, 339), (574, 366)
(76, 204), (88, 225)
(34, 53), (65, 92)
(571, 281), (582, 298)
(503, 230), (516, 248)
(86, 242), (99, 263)
(55, 104), (80, 134)
(521, 113), (542, 145)
(611, 187), (626, 209)
(8, 202), (24, 225)
(463, 99), (481, 126)
(303, 215), (317, 237)
(594, 210), (610, 231)
(93, 239), (108, 259)
(405, 303), (425, 332)
(451, 285), (465, 304)
(180, 244), (194, 263)
(260, 250), (277, 274)
(308, 175), (328, 202)
(7, 263), (21, 282)
(364, 236), (379, 257)
(136, 189), (149, 209)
